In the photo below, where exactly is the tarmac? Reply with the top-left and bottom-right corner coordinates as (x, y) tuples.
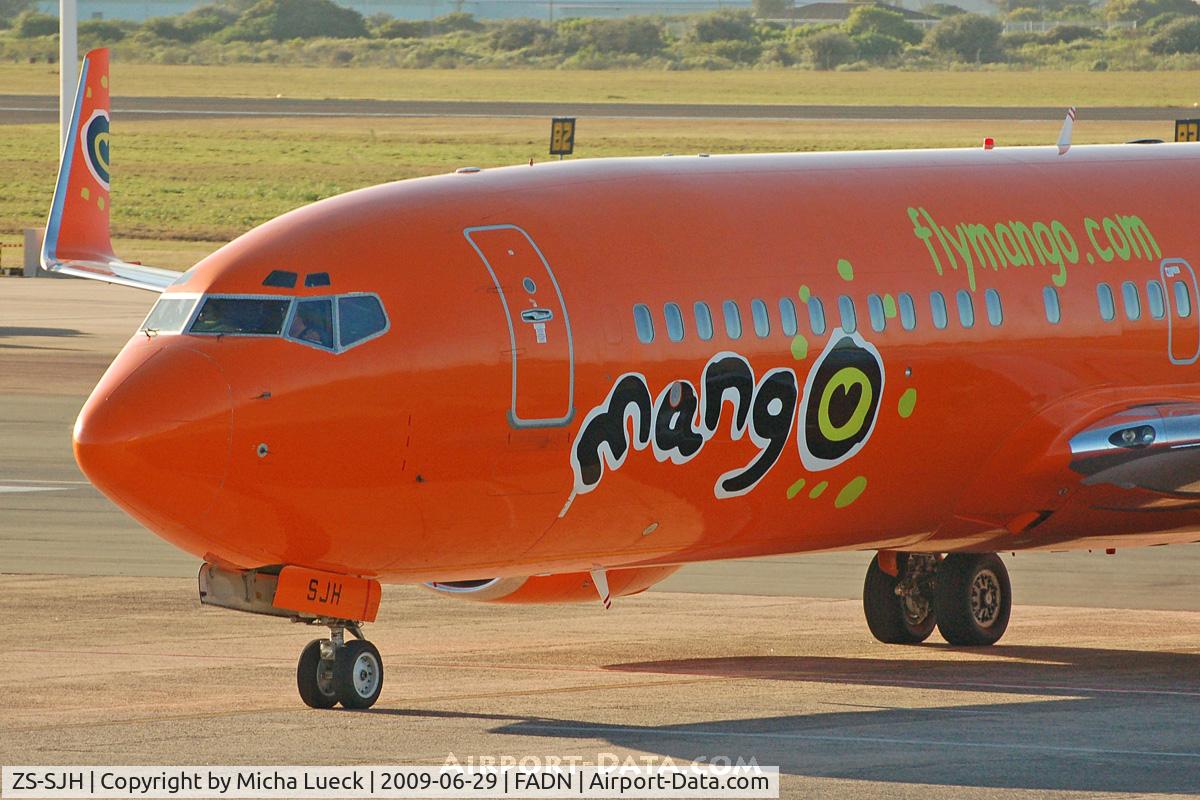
(2, 277), (1200, 798)
(1, 94), (1197, 124)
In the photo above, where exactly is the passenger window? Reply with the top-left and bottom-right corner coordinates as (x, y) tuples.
(779, 298), (798, 337)
(288, 298), (335, 349)
(633, 303), (654, 343)
(898, 292), (916, 331)
(867, 294), (885, 332)
(808, 297), (826, 336)
(1174, 281), (1192, 318)
(337, 295), (387, 348)
(190, 297), (291, 335)
(694, 302), (714, 341)
(1044, 286), (1061, 324)
(930, 291), (948, 330)
(664, 302), (685, 342)
(956, 290), (975, 328)
(1121, 282), (1141, 321)
(1097, 283), (1116, 322)
(985, 288), (1003, 326)
(751, 299), (770, 338)
(837, 295), (857, 333)
(1147, 281), (1166, 320)
(723, 300), (742, 339)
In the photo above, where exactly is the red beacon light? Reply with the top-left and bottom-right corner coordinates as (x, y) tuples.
(984, 137), (996, 150)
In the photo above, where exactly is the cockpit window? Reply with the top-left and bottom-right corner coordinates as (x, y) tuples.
(338, 295), (388, 348)
(141, 296), (198, 334)
(287, 298), (335, 349)
(190, 297), (290, 335)
(180, 292), (388, 353)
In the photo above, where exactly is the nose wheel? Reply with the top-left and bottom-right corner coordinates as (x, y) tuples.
(296, 621), (384, 709)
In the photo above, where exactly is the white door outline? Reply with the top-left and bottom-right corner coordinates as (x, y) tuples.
(1162, 257), (1200, 366)
(464, 224), (575, 428)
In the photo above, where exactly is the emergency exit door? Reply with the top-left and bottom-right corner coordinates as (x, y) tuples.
(465, 225), (575, 428)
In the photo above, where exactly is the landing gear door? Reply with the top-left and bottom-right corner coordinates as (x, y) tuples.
(465, 225), (575, 428)
(1162, 258), (1200, 366)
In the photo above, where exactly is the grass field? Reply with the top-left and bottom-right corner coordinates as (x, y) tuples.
(4, 63), (1200, 107)
(0, 115), (1168, 258)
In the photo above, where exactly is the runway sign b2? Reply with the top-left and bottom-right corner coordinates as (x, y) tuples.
(550, 117), (576, 157)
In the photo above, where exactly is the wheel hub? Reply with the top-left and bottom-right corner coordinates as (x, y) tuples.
(970, 569), (1001, 628)
(352, 652), (379, 698)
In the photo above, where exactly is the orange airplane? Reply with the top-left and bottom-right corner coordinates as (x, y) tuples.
(45, 49), (1200, 710)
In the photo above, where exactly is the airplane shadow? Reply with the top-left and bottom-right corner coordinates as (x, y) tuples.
(367, 645), (1200, 794)
(0, 326), (84, 338)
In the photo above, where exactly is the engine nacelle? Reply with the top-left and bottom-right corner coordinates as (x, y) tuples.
(425, 565), (680, 604)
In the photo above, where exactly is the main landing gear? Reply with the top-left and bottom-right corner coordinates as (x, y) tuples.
(296, 619), (384, 710)
(863, 551), (1012, 646)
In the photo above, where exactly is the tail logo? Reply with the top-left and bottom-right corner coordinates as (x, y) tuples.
(81, 110), (110, 191)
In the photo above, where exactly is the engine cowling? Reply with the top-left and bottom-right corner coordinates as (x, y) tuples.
(425, 565), (680, 604)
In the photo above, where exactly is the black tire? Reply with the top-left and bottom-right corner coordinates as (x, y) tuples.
(863, 553), (936, 644)
(297, 639), (338, 709)
(333, 639), (384, 710)
(934, 553), (1011, 646)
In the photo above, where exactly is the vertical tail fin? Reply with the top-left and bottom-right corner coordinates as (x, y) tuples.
(42, 48), (178, 292)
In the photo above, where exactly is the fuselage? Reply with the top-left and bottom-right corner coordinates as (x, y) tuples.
(74, 143), (1200, 583)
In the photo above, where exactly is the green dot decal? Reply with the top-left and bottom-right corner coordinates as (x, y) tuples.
(798, 285), (811, 303)
(835, 476), (868, 509)
(786, 478), (807, 500)
(898, 387), (917, 419)
(790, 334), (809, 360)
(837, 259), (854, 281)
(1087, 252), (1095, 264)
(809, 480), (828, 499)
(883, 294), (897, 318)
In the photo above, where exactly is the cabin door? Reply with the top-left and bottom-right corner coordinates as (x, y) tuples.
(465, 225), (575, 428)
(1162, 258), (1200, 365)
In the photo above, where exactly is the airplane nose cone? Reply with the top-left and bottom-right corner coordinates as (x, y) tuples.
(74, 347), (232, 532)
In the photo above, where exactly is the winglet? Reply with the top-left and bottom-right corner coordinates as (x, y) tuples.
(1057, 106), (1076, 156)
(42, 48), (178, 292)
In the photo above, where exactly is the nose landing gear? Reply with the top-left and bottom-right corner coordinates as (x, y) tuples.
(863, 551), (1012, 647)
(296, 620), (384, 710)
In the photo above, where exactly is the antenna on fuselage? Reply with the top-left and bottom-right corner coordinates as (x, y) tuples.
(1058, 107), (1077, 156)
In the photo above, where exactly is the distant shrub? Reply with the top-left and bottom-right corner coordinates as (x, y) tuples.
(433, 12), (482, 33)
(1143, 12), (1183, 31)
(376, 18), (427, 39)
(1091, 57), (1109, 69)
(0, 0), (34, 27)
(1002, 30), (1042, 46)
(844, 5), (922, 45)
(851, 31), (905, 60)
(489, 18), (554, 51)
(1105, 0), (1200, 23)
(15, 10), (57, 37)
(688, 9), (756, 43)
(142, 5), (237, 42)
(221, 0), (368, 41)
(922, 2), (968, 17)
(559, 17), (665, 55)
(1149, 16), (1200, 52)
(79, 19), (133, 43)
(926, 13), (1004, 61)
(806, 28), (855, 68)
(1042, 23), (1099, 42)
